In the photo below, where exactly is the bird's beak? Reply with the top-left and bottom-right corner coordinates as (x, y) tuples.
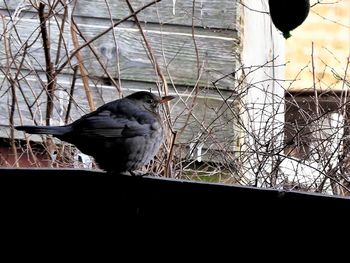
(159, 95), (175, 104)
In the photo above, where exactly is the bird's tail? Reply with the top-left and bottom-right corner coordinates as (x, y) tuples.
(15, 125), (70, 136)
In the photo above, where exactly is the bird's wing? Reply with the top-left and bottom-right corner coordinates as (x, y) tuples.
(73, 110), (154, 138)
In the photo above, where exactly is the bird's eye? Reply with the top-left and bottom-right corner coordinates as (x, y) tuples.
(147, 99), (154, 104)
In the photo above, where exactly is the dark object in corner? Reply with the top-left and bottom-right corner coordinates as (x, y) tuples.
(268, 0), (310, 39)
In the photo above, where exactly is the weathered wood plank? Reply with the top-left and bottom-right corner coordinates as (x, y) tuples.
(0, 0), (239, 30)
(77, 22), (238, 88)
(0, 16), (238, 89)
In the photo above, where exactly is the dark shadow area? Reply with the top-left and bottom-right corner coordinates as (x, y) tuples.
(0, 168), (348, 257)
(1, 168), (349, 223)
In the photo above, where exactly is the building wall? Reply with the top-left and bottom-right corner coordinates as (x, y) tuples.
(285, 0), (350, 92)
(283, 0), (350, 194)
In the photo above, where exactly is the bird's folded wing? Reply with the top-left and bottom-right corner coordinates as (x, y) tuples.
(75, 110), (152, 138)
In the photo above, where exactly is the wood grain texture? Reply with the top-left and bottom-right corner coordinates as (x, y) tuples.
(0, 0), (239, 29)
(0, 16), (238, 89)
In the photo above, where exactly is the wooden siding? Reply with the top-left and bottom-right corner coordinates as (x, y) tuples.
(0, 11), (239, 88)
(1, 0), (239, 29)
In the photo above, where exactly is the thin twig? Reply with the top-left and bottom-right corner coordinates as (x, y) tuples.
(70, 20), (96, 111)
(238, 0), (269, 14)
(192, 0), (200, 77)
(311, 0), (340, 7)
(165, 131), (177, 178)
(65, 65), (78, 124)
(38, 2), (57, 126)
(54, 0), (69, 66)
(9, 78), (18, 167)
(311, 42), (320, 116)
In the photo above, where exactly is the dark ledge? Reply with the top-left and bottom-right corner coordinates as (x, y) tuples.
(0, 168), (349, 229)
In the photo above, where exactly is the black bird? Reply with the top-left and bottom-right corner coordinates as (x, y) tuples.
(16, 91), (175, 174)
(269, 0), (310, 39)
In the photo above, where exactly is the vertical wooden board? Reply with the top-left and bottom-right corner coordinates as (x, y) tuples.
(0, 0), (239, 29)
